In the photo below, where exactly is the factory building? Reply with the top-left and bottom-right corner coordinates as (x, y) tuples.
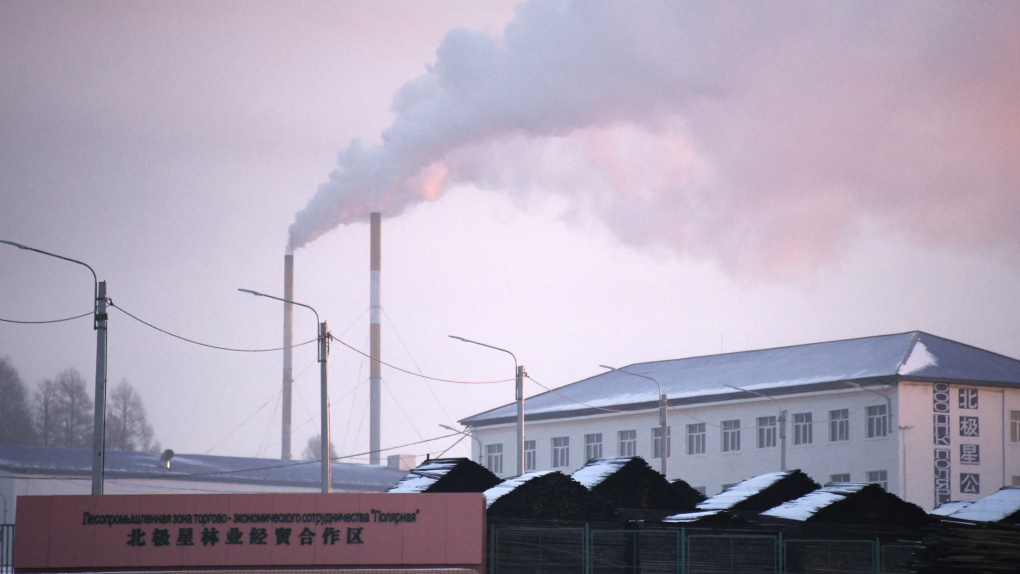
(461, 331), (1020, 510)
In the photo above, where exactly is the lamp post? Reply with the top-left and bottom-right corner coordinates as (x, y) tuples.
(439, 424), (482, 463)
(725, 384), (786, 472)
(449, 336), (524, 475)
(601, 365), (668, 477)
(2, 240), (108, 495)
(239, 289), (331, 493)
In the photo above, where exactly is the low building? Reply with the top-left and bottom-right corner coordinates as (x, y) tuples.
(460, 331), (1020, 510)
(0, 446), (406, 523)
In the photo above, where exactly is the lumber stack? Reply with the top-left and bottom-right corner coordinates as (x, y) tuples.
(485, 471), (616, 522)
(574, 457), (700, 513)
(914, 521), (1020, 573)
(387, 457), (501, 493)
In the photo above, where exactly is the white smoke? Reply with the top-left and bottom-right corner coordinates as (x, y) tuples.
(289, 0), (1020, 275)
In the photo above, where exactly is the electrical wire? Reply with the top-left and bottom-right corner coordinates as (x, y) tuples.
(380, 377), (431, 449)
(0, 311), (92, 324)
(204, 389), (282, 454)
(331, 336), (516, 384)
(382, 308), (455, 425)
(111, 303), (318, 352)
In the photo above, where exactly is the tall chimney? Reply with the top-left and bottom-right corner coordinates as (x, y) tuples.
(369, 213), (382, 465)
(281, 253), (294, 460)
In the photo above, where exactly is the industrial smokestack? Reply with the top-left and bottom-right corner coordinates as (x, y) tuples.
(281, 253), (294, 460)
(369, 213), (381, 465)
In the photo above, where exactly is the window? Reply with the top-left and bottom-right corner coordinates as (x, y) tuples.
(721, 483), (737, 491)
(867, 470), (888, 491)
(1012, 411), (1020, 443)
(867, 404), (889, 438)
(829, 409), (849, 441)
(552, 437), (570, 468)
(652, 426), (671, 459)
(830, 473), (851, 483)
(524, 440), (536, 471)
(757, 416), (777, 448)
(722, 420), (741, 452)
(687, 423), (706, 455)
(793, 412), (813, 445)
(694, 486), (707, 496)
(485, 444), (503, 474)
(619, 430), (637, 456)
(585, 433), (603, 462)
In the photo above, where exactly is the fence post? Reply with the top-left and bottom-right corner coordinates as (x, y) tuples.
(583, 524), (590, 574)
(777, 532), (783, 574)
(488, 526), (496, 574)
(680, 529), (686, 574)
(874, 539), (880, 574)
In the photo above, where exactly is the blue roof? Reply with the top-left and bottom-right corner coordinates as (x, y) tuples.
(462, 331), (1020, 427)
(0, 446), (405, 491)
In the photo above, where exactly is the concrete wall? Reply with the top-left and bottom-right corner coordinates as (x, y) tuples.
(472, 387), (901, 498)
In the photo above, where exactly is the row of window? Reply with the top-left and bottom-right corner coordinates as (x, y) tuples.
(483, 407), (892, 473)
(484, 429), (669, 473)
(692, 405), (889, 455)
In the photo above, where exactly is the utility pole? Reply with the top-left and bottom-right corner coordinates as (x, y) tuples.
(319, 321), (331, 493)
(91, 281), (108, 495)
(516, 365), (525, 475)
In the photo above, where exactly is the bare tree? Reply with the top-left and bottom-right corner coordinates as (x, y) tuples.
(105, 379), (154, 452)
(53, 368), (93, 449)
(301, 434), (337, 462)
(32, 379), (58, 447)
(0, 357), (34, 445)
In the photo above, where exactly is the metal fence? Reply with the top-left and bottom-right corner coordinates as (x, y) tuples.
(489, 527), (917, 574)
(0, 524), (13, 572)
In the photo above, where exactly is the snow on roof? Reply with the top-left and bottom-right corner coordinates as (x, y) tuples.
(662, 510), (721, 523)
(761, 483), (867, 521)
(898, 341), (938, 375)
(482, 471), (553, 508)
(462, 332), (1020, 427)
(929, 500), (974, 517)
(939, 487), (1020, 522)
(571, 457), (631, 489)
(0, 445), (405, 491)
(387, 459), (460, 493)
(696, 471), (788, 511)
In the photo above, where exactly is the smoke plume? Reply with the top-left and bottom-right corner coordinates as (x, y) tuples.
(289, 0), (1020, 275)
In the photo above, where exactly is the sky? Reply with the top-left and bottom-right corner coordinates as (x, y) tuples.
(1, 0), (1019, 465)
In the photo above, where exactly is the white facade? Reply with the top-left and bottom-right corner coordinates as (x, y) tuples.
(471, 382), (1020, 511)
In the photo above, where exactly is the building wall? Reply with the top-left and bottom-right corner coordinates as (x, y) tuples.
(472, 387), (901, 498)
(899, 382), (1020, 511)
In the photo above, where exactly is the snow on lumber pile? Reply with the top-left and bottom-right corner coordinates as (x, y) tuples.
(761, 483), (929, 527)
(662, 470), (819, 525)
(929, 486), (1020, 524)
(571, 457), (699, 513)
(387, 457), (501, 493)
(485, 470), (615, 522)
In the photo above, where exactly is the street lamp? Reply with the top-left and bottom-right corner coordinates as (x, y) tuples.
(448, 335), (524, 475)
(439, 424), (483, 463)
(601, 365), (668, 477)
(239, 288), (331, 493)
(2, 240), (108, 495)
(725, 384), (786, 472)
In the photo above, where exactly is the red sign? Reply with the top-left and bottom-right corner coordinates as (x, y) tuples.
(14, 493), (485, 572)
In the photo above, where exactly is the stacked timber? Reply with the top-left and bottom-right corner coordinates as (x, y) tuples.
(929, 486), (1020, 525)
(914, 521), (1020, 574)
(485, 470), (616, 522)
(760, 483), (929, 528)
(571, 457), (700, 520)
(387, 457), (501, 493)
(670, 478), (708, 509)
(661, 470), (819, 527)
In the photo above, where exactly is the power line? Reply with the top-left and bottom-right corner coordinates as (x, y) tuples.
(331, 336), (516, 384)
(0, 311), (92, 324)
(111, 303), (318, 352)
